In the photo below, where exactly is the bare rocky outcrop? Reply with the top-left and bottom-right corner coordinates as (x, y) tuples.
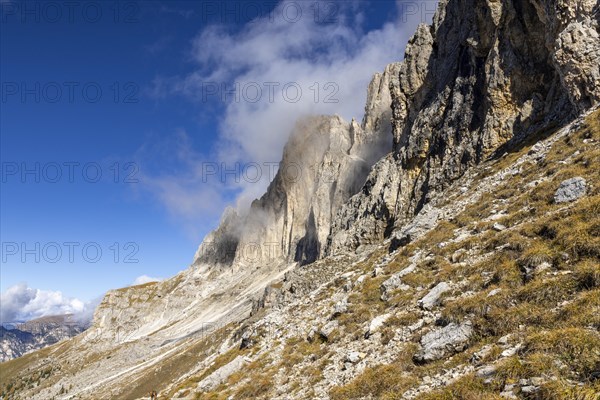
(329, 0), (600, 252)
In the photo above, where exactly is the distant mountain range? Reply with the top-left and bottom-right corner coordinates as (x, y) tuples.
(0, 315), (87, 362)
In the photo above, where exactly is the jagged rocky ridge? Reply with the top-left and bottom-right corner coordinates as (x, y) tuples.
(194, 63), (398, 268)
(329, 0), (600, 252)
(200, 0), (600, 263)
(0, 315), (86, 362)
(0, 0), (599, 399)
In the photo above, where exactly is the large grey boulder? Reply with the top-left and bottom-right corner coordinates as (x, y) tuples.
(414, 321), (473, 363)
(554, 177), (587, 203)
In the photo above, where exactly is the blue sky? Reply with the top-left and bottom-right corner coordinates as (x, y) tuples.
(0, 0), (435, 322)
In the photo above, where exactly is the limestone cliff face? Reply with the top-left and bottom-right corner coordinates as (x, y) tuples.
(328, 0), (600, 252)
(194, 64), (399, 268)
(197, 0), (600, 261)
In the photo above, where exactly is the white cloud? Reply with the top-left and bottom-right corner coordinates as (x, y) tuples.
(142, 0), (433, 233)
(132, 275), (163, 286)
(0, 283), (98, 324)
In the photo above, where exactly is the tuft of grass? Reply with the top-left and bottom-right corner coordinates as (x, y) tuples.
(234, 375), (273, 399)
(558, 289), (600, 329)
(416, 374), (504, 400)
(523, 328), (600, 380)
(329, 365), (417, 400)
(329, 343), (418, 400)
(537, 379), (600, 400)
(516, 275), (577, 306)
(518, 240), (557, 270)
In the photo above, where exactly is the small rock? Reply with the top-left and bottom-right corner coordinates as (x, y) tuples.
(366, 313), (391, 338)
(372, 267), (384, 277)
(345, 351), (365, 363)
(501, 343), (522, 357)
(408, 319), (424, 332)
(500, 383), (518, 399)
(537, 262), (552, 273)
(307, 327), (317, 342)
(389, 232), (412, 251)
(332, 299), (348, 317)
(451, 250), (466, 263)
(492, 223), (507, 232)
(470, 344), (493, 364)
(356, 274), (367, 285)
(380, 274), (410, 301)
(418, 282), (452, 310)
(528, 142), (544, 156)
(554, 177), (587, 203)
(398, 263), (418, 277)
(498, 334), (511, 345)
(319, 320), (339, 341)
(342, 281), (353, 292)
(521, 385), (539, 394)
(413, 321), (473, 363)
(487, 288), (502, 297)
(476, 365), (497, 378)
(530, 377), (544, 386)
(240, 330), (254, 349)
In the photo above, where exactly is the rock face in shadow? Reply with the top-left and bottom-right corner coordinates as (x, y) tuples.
(328, 0), (600, 253)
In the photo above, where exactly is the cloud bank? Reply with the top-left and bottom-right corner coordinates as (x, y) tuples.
(0, 283), (99, 324)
